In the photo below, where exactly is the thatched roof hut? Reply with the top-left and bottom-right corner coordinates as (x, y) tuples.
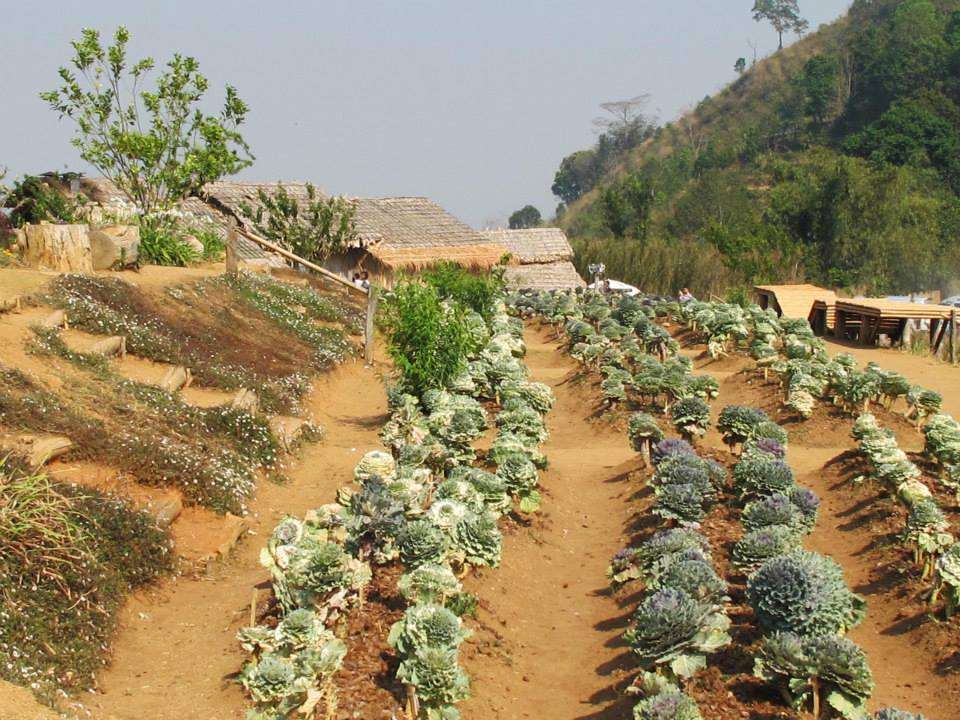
(479, 228), (585, 290)
(203, 182), (507, 280)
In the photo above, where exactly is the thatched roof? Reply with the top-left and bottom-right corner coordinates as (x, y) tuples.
(503, 261), (585, 291)
(73, 178), (496, 269)
(480, 227), (574, 263)
(754, 283), (836, 321)
(369, 244), (510, 271)
(202, 182), (488, 254)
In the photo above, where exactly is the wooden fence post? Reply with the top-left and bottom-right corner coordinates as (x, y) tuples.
(364, 287), (378, 365)
(225, 218), (239, 274)
(951, 308), (957, 365)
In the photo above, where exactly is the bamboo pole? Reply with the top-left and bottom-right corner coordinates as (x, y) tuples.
(951, 308), (957, 364)
(365, 287), (379, 365)
(226, 218), (239, 273)
(235, 227), (368, 298)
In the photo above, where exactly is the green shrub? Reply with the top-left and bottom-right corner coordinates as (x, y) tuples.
(423, 262), (502, 321)
(139, 217), (201, 266)
(381, 281), (473, 397)
(0, 462), (172, 701)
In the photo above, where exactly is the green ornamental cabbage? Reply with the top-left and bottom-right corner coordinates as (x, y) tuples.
(395, 645), (470, 711)
(754, 632), (874, 719)
(388, 603), (470, 654)
(451, 511), (503, 567)
(632, 689), (703, 720)
(624, 587), (731, 680)
(355, 450), (397, 483)
(398, 519), (450, 568)
(732, 525), (802, 571)
(747, 551), (866, 636)
(397, 562), (463, 605)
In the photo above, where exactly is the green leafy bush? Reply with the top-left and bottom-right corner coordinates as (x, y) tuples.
(423, 261), (502, 321)
(381, 281), (474, 397)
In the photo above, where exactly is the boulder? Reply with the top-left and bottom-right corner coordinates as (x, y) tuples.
(89, 224), (140, 270)
(89, 335), (126, 358)
(159, 365), (193, 393)
(151, 495), (183, 528)
(21, 223), (92, 272)
(231, 388), (259, 413)
(39, 309), (67, 329)
(183, 234), (205, 256)
(269, 415), (309, 451)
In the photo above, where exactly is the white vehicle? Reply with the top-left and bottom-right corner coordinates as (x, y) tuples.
(588, 279), (642, 296)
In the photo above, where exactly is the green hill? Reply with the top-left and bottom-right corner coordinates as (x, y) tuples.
(557, 0), (960, 298)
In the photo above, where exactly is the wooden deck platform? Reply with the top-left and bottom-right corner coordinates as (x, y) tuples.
(834, 298), (957, 348)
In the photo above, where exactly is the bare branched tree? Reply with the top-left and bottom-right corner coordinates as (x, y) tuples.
(592, 94), (653, 135)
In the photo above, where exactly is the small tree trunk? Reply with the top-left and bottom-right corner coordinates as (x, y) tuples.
(811, 676), (821, 718)
(641, 441), (651, 468)
(405, 685), (419, 720)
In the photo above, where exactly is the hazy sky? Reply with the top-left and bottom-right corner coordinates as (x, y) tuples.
(2, 0), (851, 227)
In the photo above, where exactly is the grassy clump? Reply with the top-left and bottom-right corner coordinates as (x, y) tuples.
(221, 272), (359, 363)
(46, 274), (356, 413)
(0, 458), (173, 702)
(0, 367), (277, 513)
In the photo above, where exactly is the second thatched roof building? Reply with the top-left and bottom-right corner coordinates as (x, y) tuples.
(480, 227), (585, 291)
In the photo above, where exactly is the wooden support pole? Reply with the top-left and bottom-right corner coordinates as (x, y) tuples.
(952, 308), (957, 364)
(225, 218), (239, 274)
(365, 287), (379, 365)
(236, 227), (366, 298)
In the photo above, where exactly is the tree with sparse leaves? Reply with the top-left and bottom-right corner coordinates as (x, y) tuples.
(238, 184), (358, 265)
(508, 205), (542, 229)
(735, 57), (747, 75)
(42, 26), (253, 217)
(752, 0), (809, 50)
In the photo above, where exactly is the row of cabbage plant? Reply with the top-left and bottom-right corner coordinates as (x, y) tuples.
(718, 412), (878, 719)
(236, 295), (553, 719)
(668, 299), (944, 426)
(373, 299), (553, 719)
(607, 436), (732, 719)
(853, 414), (960, 618)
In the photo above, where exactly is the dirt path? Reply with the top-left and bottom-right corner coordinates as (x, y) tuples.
(83, 358), (388, 720)
(460, 326), (640, 720)
(687, 345), (960, 719)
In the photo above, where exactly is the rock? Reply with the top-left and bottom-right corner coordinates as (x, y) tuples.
(231, 388), (259, 413)
(90, 335), (126, 358)
(183, 234), (205, 255)
(269, 415), (308, 451)
(151, 495), (183, 528)
(159, 365), (192, 393)
(216, 513), (248, 557)
(25, 435), (74, 468)
(21, 223), (92, 272)
(39, 309), (67, 328)
(89, 224), (140, 270)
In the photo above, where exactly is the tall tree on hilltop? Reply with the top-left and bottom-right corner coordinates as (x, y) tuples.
(752, 0), (809, 50)
(508, 205), (542, 229)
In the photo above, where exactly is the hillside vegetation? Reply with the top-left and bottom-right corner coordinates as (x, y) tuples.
(558, 0), (960, 298)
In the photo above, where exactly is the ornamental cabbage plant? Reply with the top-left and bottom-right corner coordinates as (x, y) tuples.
(747, 551), (866, 636)
(624, 588), (731, 681)
(754, 632), (873, 720)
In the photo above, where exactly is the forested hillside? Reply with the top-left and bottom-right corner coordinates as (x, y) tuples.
(558, 0), (960, 298)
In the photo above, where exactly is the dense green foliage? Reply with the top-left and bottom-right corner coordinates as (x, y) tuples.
(423, 262), (502, 321)
(508, 204), (542, 229)
(3, 174), (86, 226)
(380, 281), (474, 397)
(557, 0), (960, 296)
